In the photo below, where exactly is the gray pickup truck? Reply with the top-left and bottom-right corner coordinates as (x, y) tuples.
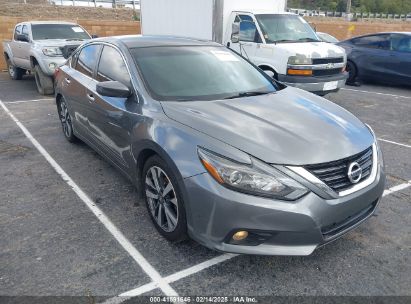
(3, 21), (91, 95)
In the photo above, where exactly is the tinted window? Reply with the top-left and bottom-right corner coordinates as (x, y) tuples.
(391, 34), (411, 53)
(96, 46), (131, 86)
(31, 24), (91, 40)
(75, 45), (101, 77)
(352, 35), (390, 49)
(239, 15), (259, 42)
(131, 46), (276, 101)
(14, 25), (22, 40)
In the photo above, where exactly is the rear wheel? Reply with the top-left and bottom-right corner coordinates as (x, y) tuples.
(346, 60), (358, 84)
(34, 65), (54, 95)
(6, 57), (24, 80)
(142, 155), (188, 242)
(57, 97), (77, 143)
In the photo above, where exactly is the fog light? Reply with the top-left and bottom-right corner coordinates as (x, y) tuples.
(232, 230), (248, 241)
(49, 62), (57, 70)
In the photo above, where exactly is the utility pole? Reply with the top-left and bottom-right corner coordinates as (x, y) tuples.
(346, 0), (352, 20)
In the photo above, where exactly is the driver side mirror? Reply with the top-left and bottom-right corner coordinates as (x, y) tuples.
(231, 23), (240, 43)
(96, 81), (131, 98)
(16, 34), (29, 42)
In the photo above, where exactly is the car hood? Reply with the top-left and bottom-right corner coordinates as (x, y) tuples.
(272, 41), (346, 59)
(161, 87), (374, 165)
(34, 39), (87, 47)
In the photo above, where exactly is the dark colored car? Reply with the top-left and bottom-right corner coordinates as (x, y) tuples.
(54, 36), (385, 255)
(338, 32), (411, 85)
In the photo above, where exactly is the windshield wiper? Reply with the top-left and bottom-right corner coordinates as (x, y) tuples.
(298, 37), (322, 42)
(223, 91), (272, 100)
(66, 38), (84, 41)
(271, 39), (296, 43)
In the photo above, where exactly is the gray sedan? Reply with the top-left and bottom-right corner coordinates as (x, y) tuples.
(54, 36), (385, 255)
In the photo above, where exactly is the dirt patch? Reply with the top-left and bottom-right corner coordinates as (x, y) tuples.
(0, 140), (31, 156)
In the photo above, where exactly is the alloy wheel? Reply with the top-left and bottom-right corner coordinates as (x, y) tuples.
(145, 166), (179, 232)
(59, 100), (72, 138)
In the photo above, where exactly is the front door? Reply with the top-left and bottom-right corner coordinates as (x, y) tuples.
(229, 14), (260, 61)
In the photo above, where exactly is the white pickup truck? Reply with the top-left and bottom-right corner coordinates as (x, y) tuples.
(140, 0), (348, 95)
(2, 21), (91, 95)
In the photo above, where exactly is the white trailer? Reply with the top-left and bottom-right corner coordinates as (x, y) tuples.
(140, 0), (348, 95)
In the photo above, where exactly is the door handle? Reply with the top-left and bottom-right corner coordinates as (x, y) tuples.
(64, 77), (71, 84)
(86, 93), (95, 102)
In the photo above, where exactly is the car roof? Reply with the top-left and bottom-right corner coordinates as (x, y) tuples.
(21, 21), (80, 25)
(92, 35), (222, 48)
(348, 32), (411, 39)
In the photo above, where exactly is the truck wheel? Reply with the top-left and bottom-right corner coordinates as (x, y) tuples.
(34, 65), (54, 95)
(6, 58), (24, 80)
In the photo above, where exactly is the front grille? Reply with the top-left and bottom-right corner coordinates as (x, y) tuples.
(313, 68), (342, 77)
(312, 57), (344, 64)
(305, 146), (373, 193)
(321, 200), (378, 240)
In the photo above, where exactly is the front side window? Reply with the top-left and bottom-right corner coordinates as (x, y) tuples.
(131, 46), (277, 101)
(31, 24), (91, 40)
(391, 34), (411, 53)
(14, 25), (22, 40)
(22, 25), (29, 36)
(255, 14), (320, 43)
(238, 15), (260, 42)
(96, 46), (131, 86)
(75, 44), (101, 77)
(352, 35), (390, 50)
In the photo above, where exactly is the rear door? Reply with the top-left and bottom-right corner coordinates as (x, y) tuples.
(351, 34), (396, 81)
(390, 34), (411, 85)
(62, 44), (101, 140)
(84, 44), (136, 170)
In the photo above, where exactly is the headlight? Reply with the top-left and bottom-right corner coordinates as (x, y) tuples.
(42, 47), (63, 57)
(288, 55), (312, 65)
(198, 148), (308, 200)
(365, 124), (384, 167)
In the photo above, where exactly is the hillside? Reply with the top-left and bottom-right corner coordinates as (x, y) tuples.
(0, 0), (139, 20)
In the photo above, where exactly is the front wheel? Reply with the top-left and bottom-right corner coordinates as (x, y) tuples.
(57, 97), (77, 143)
(6, 58), (24, 80)
(142, 155), (188, 242)
(346, 61), (358, 84)
(34, 65), (54, 95)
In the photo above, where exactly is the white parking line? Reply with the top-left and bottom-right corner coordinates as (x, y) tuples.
(383, 180), (411, 197)
(4, 98), (54, 104)
(0, 99), (178, 297)
(378, 138), (411, 149)
(341, 88), (411, 99)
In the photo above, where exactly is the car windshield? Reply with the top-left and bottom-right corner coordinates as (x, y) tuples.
(32, 24), (91, 40)
(131, 46), (277, 101)
(255, 14), (320, 43)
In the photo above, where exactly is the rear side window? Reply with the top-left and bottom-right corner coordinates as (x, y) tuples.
(352, 35), (390, 50)
(96, 46), (131, 86)
(391, 34), (411, 53)
(14, 25), (22, 40)
(75, 44), (101, 78)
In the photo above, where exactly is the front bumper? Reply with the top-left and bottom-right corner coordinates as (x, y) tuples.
(278, 72), (348, 95)
(183, 163), (385, 256)
(37, 57), (67, 76)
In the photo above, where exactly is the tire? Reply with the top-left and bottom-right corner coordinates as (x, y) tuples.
(57, 97), (77, 143)
(6, 57), (24, 80)
(142, 155), (188, 242)
(34, 65), (54, 95)
(346, 60), (358, 84)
